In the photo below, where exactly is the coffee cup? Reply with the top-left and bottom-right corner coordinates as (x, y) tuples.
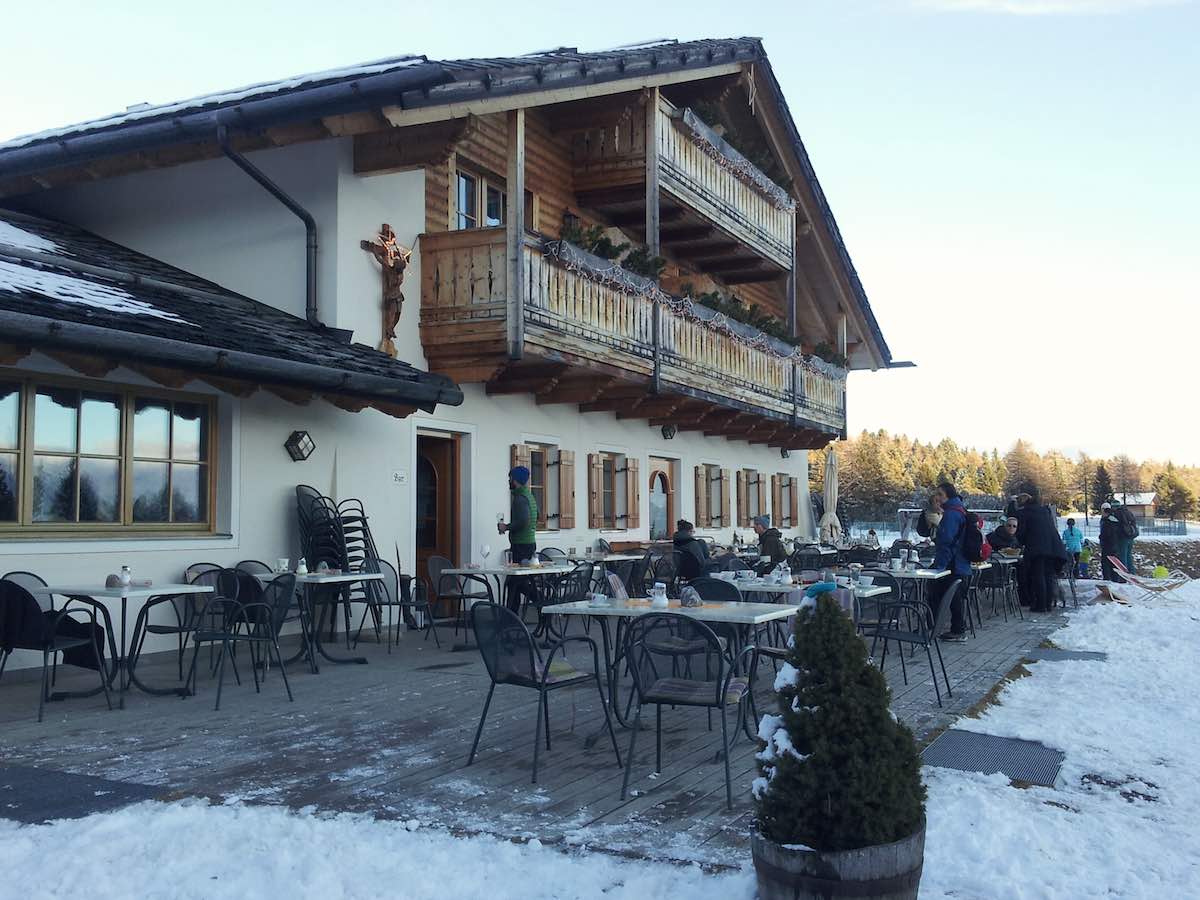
(276, 558), (290, 573)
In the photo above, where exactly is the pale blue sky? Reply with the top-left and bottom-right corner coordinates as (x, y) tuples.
(2, 0), (1196, 462)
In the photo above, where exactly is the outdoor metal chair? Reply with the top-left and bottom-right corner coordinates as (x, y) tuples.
(620, 613), (755, 809)
(844, 546), (883, 566)
(788, 550), (824, 573)
(539, 547), (568, 562)
(128, 566), (239, 687)
(353, 557), (440, 650)
(0, 579), (112, 722)
(863, 578), (962, 707)
(651, 553), (680, 597)
(467, 602), (620, 783)
(889, 540), (914, 559)
(429, 555), (491, 638)
(185, 574), (297, 711)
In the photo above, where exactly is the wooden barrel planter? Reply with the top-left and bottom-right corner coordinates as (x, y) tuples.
(751, 820), (925, 900)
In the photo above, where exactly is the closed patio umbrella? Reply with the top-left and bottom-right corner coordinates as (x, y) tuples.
(819, 447), (842, 544)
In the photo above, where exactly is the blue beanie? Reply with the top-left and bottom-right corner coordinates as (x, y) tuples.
(510, 465), (530, 485)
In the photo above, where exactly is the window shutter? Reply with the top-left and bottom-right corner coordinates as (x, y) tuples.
(720, 468), (731, 528)
(772, 475), (783, 525)
(736, 469), (748, 527)
(789, 476), (800, 529)
(510, 443), (531, 472)
(758, 474), (768, 525)
(625, 457), (640, 529)
(588, 453), (603, 529)
(558, 449), (575, 530)
(694, 465), (709, 527)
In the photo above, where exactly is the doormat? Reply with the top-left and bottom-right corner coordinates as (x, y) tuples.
(0, 766), (161, 823)
(1024, 648), (1108, 662)
(922, 730), (1065, 787)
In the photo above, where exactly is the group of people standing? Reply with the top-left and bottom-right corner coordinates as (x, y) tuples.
(1098, 499), (1139, 581)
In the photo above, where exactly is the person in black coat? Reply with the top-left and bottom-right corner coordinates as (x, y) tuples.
(1098, 501), (1121, 581)
(673, 520), (714, 581)
(1016, 492), (1060, 612)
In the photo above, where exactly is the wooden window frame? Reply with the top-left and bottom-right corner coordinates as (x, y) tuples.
(775, 472), (799, 528)
(513, 442), (567, 532)
(0, 372), (217, 536)
(452, 159), (537, 232)
(589, 451), (633, 531)
(647, 458), (675, 541)
(699, 464), (728, 529)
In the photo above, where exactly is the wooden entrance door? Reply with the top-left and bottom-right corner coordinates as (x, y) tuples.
(416, 434), (460, 608)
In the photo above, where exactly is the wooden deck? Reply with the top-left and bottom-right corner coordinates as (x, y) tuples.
(0, 606), (1065, 866)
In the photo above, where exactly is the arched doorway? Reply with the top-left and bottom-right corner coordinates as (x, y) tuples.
(649, 470), (672, 541)
(415, 434), (461, 615)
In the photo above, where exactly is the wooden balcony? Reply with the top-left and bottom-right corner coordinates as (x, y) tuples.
(419, 229), (845, 449)
(570, 96), (795, 283)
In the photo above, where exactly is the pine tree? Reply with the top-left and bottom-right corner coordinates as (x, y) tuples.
(755, 594), (926, 851)
(1092, 464), (1114, 511)
(1153, 470), (1196, 520)
(1111, 455), (1141, 501)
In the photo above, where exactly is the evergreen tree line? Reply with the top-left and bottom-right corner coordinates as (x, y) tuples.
(809, 432), (1200, 524)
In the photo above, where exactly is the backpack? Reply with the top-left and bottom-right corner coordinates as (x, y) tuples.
(960, 511), (985, 563)
(1120, 509), (1140, 540)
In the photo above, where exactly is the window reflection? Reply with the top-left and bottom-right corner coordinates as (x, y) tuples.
(172, 402), (205, 461)
(171, 463), (206, 523)
(79, 457), (120, 522)
(0, 384), (18, 449)
(134, 399), (170, 458)
(80, 393), (122, 456)
(132, 460), (169, 522)
(0, 452), (17, 521)
(34, 388), (78, 453)
(32, 455), (76, 522)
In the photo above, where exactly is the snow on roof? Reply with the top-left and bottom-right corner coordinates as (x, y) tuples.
(0, 220), (65, 255)
(0, 55), (427, 151)
(0, 259), (193, 325)
(1120, 492), (1156, 506)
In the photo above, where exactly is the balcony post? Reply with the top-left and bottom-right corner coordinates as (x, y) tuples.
(786, 267), (797, 338)
(652, 297), (662, 393)
(506, 108), (526, 360)
(791, 360), (800, 427)
(644, 87), (660, 256)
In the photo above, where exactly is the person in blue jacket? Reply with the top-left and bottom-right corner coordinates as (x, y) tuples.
(1061, 518), (1084, 568)
(931, 481), (972, 642)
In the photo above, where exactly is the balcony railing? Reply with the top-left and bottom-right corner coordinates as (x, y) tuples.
(419, 229), (845, 437)
(571, 98), (795, 269)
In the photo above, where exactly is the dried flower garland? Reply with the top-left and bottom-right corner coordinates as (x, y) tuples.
(541, 239), (845, 379)
(678, 109), (794, 211)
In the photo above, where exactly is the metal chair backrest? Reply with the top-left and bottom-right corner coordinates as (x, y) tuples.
(559, 561), (594, 605)
(470, 602), (538, 685)
(889, 540), (914, 558)
(845, 547), (882, 565)
(0, 580), (52, 649)
(235, 560), (272, 575)
(624, 613), (725, 706)
(184, 562), (221, 582)
(539, 547), (568, 561)
(716, 553), (750, 572)
(189, 567), (240, 602)
(688, 576), (744, 604)
(860, 569), (901, 602)
(789, 550), (824, 572)
(256, 574), (298, 638)
(1, 571), (51, 613)
(931, 578), (964, 637)
(427, 555), (460, 597)
(360, 556), (399, 607)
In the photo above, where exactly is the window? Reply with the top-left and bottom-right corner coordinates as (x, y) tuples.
(0, 376), (214, 531)
(512, 443), (574, 531)
(454, 162), (537, 231)
(737, 468), (767, 527)
(773, 473), (800, 528)
(589, 452), (639, 531)
(694, 464), (729, 529)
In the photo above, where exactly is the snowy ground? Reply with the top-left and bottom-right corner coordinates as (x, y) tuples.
(2, 582), (1196, 899)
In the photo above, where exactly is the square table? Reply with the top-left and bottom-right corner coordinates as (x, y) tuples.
(253, 571), (383, 668)
(33, 583), (213, 708)
(542, 597), (801, 731)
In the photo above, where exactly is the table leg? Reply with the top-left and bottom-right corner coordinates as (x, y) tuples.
(309, 584), (368, 665)
(117, 596), (128, 709)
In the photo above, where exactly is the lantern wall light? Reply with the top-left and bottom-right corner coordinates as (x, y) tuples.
(285, 430), (316, 461)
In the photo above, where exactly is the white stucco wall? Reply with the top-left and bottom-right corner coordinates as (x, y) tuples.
(3, 141), (814, 674)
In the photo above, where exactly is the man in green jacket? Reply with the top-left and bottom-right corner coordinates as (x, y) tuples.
(497, 465), (539, 612)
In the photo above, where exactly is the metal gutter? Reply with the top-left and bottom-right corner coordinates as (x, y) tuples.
(216, 125), (319, 327)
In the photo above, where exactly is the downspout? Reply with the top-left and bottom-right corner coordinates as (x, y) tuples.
(216, 126), (320, 329)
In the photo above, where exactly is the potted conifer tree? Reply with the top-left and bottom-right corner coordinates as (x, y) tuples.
(752, 593), (927, 900)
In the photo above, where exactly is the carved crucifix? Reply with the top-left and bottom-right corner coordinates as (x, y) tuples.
(360, 223), (412, 358)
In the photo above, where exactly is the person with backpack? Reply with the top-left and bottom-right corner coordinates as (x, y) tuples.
(1016, 490), (1061, 613)
(931, 481), (974, 642)
(1110, 499), (1139, 575)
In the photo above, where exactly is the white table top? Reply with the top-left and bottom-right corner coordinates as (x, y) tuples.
(971, 562), (993, 571)
(569, 554), (644, 563)
(990, 554), (1022, 564)
(34, 583), (213, 600)
(543, 598), (801, 626)
(881, 568), (951, 580)
(253, 571), (384, 586)
(444, 564), (574, 577)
